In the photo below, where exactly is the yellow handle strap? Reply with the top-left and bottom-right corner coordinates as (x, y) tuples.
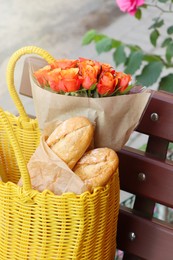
(6, 46), (56, 121)
(0, 107), (32, 191)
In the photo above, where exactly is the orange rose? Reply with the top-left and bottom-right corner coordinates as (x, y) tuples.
(47, 68), (62, 92)
(97, 71), (117, 96)
(116, 72), (131, 93)
(47, 68), (82, 92)
(101, 63), (113, 72)
(59, 68), (82, 92)
(50, 59), (78, 69)
(78, 58), (101, 89)
(34, 65), (51, 86)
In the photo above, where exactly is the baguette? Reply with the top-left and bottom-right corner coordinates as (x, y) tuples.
(46, 116), (94, 169)
(73, 148), (119, 191)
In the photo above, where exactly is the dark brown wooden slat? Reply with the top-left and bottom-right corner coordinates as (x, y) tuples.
(146, 136), (169, 160)
(117, 206), (173, 260)
(123, 253), (143, 260)
(136, 91), (173, 141)
(118, 147), (173, 208)
(133, 196), (155, 219)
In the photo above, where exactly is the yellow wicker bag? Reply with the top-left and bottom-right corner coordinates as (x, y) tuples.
(0, 46), (120, 260)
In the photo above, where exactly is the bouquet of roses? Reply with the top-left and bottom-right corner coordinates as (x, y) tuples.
(22, 55), (151, 151)
(33, 57), (132, 97)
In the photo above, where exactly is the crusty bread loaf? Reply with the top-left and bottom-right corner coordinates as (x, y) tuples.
(73, 148), (119, 191)
(46, 116), (94, 169)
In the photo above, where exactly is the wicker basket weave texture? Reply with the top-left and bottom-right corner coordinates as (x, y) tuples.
(0, 112), (40, 183)
(0, 169), (119, 260)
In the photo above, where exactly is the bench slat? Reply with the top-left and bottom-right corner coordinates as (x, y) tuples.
(117, 206), (173, 260)
(118, 147), (173, 208)
(136, 91), (173, 141)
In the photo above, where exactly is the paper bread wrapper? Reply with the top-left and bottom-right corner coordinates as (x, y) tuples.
(18, 121), (87, 195)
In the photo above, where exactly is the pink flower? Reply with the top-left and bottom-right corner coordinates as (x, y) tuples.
(116, 0), (144, 15)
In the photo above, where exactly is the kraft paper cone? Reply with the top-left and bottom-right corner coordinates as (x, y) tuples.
(22, 57), (151, 151)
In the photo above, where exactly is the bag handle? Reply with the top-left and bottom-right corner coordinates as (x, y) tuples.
(0, 107), (32, 191)
(6, 46), (56, 122)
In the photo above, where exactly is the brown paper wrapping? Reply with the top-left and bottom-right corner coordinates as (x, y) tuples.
(18, 122), (87, 195)
(24, 57), (151, 151)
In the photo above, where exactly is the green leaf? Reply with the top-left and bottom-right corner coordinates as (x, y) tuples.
(119, 84), (134, 95)
(94, 34), (106, 42)
(113, 45), (126, 66)
(82, 29), (97, 45)
(127, 44), (142, 52)
(150, 29), (160, 47)
(140, 4), (147, 8)
(161, 37), (172, 47)
(158, 0), (169, 2)
(139, 143), (147, 152)
(136, 61), (163, 86)
(95, 37), (113, 54)
(90, 83), (97, 91)
(166, 42), (173, 63)
(167, 25), (173, 35)
(112, 39), (122, 48)
(159, 74), (173, 93)
(143, 54), (162, 62)
(149, 18), (164, 29)
(135, 9), (142, 20)
(124, 51), (143, 74)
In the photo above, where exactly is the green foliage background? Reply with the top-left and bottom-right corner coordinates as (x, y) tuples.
(82, 1), (173, 92)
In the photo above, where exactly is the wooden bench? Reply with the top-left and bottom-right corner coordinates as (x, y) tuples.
(19, 84), (173, 260)
(117, 89), (173, 260)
